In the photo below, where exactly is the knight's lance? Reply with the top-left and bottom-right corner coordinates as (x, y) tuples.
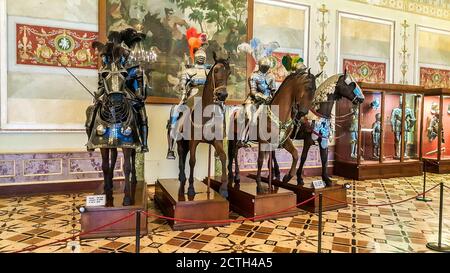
(57, 61), (98, 100)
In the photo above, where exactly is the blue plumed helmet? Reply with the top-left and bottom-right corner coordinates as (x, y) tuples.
(237, 38), (280, 68)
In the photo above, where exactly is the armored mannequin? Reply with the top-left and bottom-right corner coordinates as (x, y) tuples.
(166, 46), (211, 160)
(123, 29), (155, 153)
(428, 113), (440, 142)
(391, 100), (416, 159)
(350, 105), (359, 159)
(239, 57), (277, 146)
(85, 31), (124, 151)
(247, 57), (277, 110)
(427, 102), (444, 144)
(372, 113), (381, 159)
(179, 48), (210, 104)
(237, 38), (280, 146)
(85, 29), (153, 153)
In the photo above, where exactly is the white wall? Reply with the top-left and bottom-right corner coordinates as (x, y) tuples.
(0, 0), (211, 185)
(144, 105), (212, 183)
(289, 0), (450, 85)
(1, 0), (450, 185)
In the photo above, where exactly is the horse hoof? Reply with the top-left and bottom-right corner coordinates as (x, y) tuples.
(322, 177), (332, 187)
(187, 187), (196, 197)
(256, 186), (265, 194)
(297, 178), (305, 186)
(122, 197), (132, 207)
(282, 175), (293, 183)
(273, 171), (281, 181)
(106, 199), (114, 208)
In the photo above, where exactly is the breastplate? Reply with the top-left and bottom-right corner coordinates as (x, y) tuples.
(186, 67), (208, 88)
(254, 75), (271, 96)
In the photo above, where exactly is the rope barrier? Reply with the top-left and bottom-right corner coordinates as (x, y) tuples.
(15, 211), (137, 253)
(12, 181), (446, 253)
(323, 184), (440, 208)
(142, 196), (317, 224)
(13, 196), (316, 253)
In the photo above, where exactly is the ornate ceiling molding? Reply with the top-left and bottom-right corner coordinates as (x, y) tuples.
(349, 0), (450, 21)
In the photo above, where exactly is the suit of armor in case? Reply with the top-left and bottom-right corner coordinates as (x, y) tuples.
(422, 89), (450, 174)
(334, 83), (424, 180)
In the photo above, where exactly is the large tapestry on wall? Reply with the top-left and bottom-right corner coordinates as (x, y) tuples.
(100, 0), (250, 103)
(343, 59), (387, 83)
(420, 67), (450, 89)
(16, 23), (98, 69)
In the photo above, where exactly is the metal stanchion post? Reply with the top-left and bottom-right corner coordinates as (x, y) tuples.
(417, 159), (432, 202)
(207, 145), (212, 197)
(426, 183), (450, 252)
(135, 211), (141, 254)
(269, 151), (273, 190)
(318, 193), (323, 254)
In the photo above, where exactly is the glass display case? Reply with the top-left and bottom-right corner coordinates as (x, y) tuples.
(335, 83), (424, 180)
(422, 89), (450, 173)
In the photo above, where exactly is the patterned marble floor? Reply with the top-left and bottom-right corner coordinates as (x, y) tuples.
(1, 174), (450, 253)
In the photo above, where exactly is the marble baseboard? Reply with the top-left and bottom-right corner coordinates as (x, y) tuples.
(237, 145), (335, 172)
(0, 151), (124, 185)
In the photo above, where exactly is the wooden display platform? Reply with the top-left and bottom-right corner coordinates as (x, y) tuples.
(424, 159), (450, 174)
(154, 179), (229, 231)
(80, 181), (148, 239)
(249, 175), (348, 213)
(206, 177), (298, 221)
(334, 160), (423, 180)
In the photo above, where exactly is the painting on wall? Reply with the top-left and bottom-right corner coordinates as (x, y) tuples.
(252, 0), (307, 50)
(420, 67), (450, 89)
(271, 52), (301, 83)
(16, 23), (98, 70)
(343, 59), (387, 84)
(99, 0), (252, 104)
(252, 0), (307, 80)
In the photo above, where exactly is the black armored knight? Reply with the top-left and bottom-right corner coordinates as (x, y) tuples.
(85, 29), (156, 152)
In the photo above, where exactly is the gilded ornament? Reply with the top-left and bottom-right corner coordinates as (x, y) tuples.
(59, 54), (70, 66)
(36, 44), (53, 59)
(54, 33), (75, 53)
(76, 49), (88, 62)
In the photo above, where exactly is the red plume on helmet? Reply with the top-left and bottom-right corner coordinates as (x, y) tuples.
(186, 27), (207, 63)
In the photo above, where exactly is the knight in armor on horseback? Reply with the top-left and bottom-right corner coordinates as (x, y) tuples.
(85, 28), (157, 206)
(237, 38), (280, 147)
(122, 28), (156, 153)
(85, 28), (154, 153)
(166, 28), (211, 160)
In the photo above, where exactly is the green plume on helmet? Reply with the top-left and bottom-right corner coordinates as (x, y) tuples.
(282, 55), (305, 72)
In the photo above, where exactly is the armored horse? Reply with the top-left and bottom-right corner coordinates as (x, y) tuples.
(86, 35), (150, 207)
(282, 71), (365, 186)
(228, 69), (320, 193)
(175, 53), (232, 197)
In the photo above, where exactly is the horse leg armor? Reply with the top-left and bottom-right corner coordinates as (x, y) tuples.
(167, 105), (181, 160)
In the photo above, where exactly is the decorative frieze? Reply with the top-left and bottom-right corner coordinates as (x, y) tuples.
(0, 151), (124, 185)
